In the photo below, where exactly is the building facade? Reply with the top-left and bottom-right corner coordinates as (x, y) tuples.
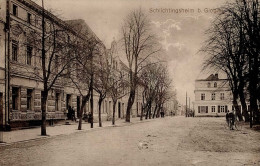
(0, 0), (141, 130)
(194, 74), (233, 117)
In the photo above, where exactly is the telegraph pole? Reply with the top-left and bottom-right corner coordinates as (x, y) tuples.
(189, 97), (190, 117)
(186, 92), (187, 117)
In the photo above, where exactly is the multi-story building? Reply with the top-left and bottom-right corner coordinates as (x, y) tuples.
(0, 0), (127, 129)
(194, 74), (232, 117)
(0, 0), (96, 130)
(0, 0), (171, 130)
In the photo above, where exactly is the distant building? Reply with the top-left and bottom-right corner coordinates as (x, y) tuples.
(194, 74), (233, 117)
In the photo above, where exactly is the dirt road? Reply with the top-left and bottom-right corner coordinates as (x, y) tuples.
(0, 116), (259, 166)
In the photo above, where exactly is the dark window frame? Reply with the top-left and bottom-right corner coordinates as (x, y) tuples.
(214, 82), (217, 88)
(27, 89), (33, 110)
(13, 4), (18, 16)
(201, 93), (205, 100)
(27, 13), (31, 24)
(12, 41), (18, 61)
(27, 45), (33, 65)
(12, 87), (20, 110)
(55, 92), (60, 111)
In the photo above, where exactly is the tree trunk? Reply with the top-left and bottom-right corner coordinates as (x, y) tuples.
(232, 92), (243, 121)
(237, 75), (250, 122)
(126, 89), (135, 122)
(41, 90), (48, 136)
(78, 95), (90, 130)
(148, 103), (152, 119)
(140, 96), (144, 121)
(41, 0), (47, 136)
(156, 104), (161, 118)
(90, 85), (94, 128)
(112, 100), (117, 125)
(152, 104), (158, 119)
(140, 104), (144, 121)
(145, 102), (150, 119)
(238, 88), (249, 122)
(248, 53), (259, 126)
(98, 96), (103, 127)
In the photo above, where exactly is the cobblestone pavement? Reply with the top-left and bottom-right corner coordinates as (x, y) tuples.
(0, 117), (260, 166)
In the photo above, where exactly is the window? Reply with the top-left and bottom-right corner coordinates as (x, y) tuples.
(27, 89), (33, 110)
(12, 41), (18, 61)
(27, 13), (31, 24)
(55, 93), (60, 111)
(13, 4), (18, 16)
(211, 106), (215, 112)
(220, 106), (225, 112)
(198, 106), (208, 113)
(220, 93), (225, 100)
(201, 93), (205, 100)
(214, 82), (217, 87)
(207, 82), (211, 88)
(27, 46), (32, 65)
(211, 93), (215, 100)
(12, 87), (19, 110)
(35, 16), (39, 26)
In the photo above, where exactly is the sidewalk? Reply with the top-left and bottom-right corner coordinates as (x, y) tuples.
(0, 117), (150, 145)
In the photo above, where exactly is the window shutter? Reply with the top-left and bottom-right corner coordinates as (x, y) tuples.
(218, 106), (220, 113)
(225, 105), (228, 113)
(198, 106), (200, 113)
(206, 106), (208, 113)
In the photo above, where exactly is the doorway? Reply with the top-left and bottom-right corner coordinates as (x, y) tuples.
(66, 94), (72, 109)
(118, 102), (121, 118)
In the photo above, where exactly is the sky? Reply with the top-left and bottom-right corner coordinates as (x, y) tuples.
(34, 0), (227, 105)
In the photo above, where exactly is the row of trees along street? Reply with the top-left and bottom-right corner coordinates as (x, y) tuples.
(201, 0), (260, 127)
(12, 0), (174, 136)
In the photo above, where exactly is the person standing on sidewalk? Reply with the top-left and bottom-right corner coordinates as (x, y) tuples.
(226, 110), (230, 127)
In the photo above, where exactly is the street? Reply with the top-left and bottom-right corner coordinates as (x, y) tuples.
(0, 117), (260, 166)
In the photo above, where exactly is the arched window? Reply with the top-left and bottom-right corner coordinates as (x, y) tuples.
(207, 82), (211, 88)
(214, 82), (217, 87)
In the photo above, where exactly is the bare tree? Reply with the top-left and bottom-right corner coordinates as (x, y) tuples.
(200, 1), (256, 122)
(39, 2), (86, 135)
(139, 63), (160, 119)
(70, 31), (102, 129)
(121, 9), (160, 122)
(139, 63), (172, 119)
(93, 46), (110, 127)
(153, 65), (172, 118)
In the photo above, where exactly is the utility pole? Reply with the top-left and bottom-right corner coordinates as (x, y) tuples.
(189, 97), (190, 117)
(5, 0), (11, 131)
(186, 92), (187, 117)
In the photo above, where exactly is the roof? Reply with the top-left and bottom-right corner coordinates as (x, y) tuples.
(65, 19), (93, 37)
(196, 74), (228, 81)
(65, 19), (103, 46)
(206, 74), (219, 81)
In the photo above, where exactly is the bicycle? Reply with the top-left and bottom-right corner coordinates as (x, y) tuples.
(233, 119), (243, 130)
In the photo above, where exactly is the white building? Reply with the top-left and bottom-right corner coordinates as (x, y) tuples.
(194, 74), (233, 117)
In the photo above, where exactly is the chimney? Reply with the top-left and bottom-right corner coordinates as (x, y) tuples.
(215, 73), (218, 79)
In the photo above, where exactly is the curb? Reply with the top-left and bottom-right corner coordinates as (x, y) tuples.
(0, 118), (155, 147)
